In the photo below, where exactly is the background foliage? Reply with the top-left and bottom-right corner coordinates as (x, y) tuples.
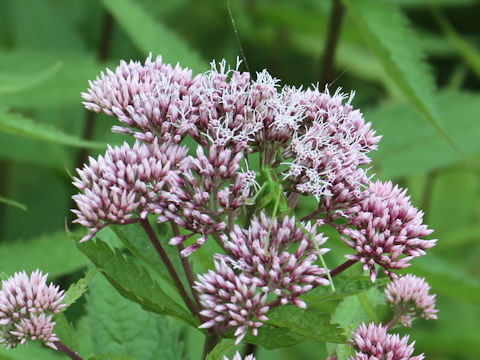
(0, 0), (479, 359)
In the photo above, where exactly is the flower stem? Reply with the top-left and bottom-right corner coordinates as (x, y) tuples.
(140, 218), (198, 317)
(329, 259), (357, 278)
(54, 341), (84, 360)
(201, 332), (221, 360)
(386, 311), (403, 330)
(171, 222), (203, 307)
(319, 0), (346, 86)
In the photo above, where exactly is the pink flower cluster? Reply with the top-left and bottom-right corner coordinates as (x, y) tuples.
(76, 54), (437, 344)
(385, 274), (438, 326)
(0, 270), (65, 349)
(195, 213), (329, 343)
(349, 322), (424, 360)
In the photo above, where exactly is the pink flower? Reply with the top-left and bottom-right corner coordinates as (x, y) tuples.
(0, 270), (65, 349)
(385, 274), (438, 326)
(72, 139), (187, 241)
(340, 180), (436, 281)
(349, 322), (424, 360)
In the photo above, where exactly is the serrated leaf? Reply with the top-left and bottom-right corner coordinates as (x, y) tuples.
(0, 107), (104, 149)
(205, 339), (236, 360)
(367, 92), (480, 178)
(76, 237), (197, 327)
(0, 195), (27, 211)
(112, 223), (187, 291)
(342, 0), (459, 153)
(0, 230), (86, 278)
(266, 306), (347, 344)
(0, 62), (61, 94)
(303, 276), (388, 303)
(54, 313), (79, 353)
(101, 0), (207, 73)
(86, 273), (184, 360)
(63, 268), (104, 309)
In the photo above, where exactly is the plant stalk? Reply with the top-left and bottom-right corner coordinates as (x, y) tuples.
(201, 332), (221, 360)
(54, 341), (84, 360)
(319, 0), (346, 86)
(140, 218), (199, 317)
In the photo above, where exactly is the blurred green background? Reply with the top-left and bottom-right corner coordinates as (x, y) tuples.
(0, 0), (479, 359)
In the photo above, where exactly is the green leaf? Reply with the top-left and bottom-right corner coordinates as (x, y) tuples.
(63, 268), (104, 309)
(89, 356), (136, 360)
(0, 195), (27, 211)
(0, 50), (114, 108)
(0, 107), (104, 149)
(0, 107), (102, 149)
(367, 92), (480, 178)
(112, 223), (187, 291)
(101, 0), (207, 73)
(432, 7), (480, 79)
(205, 339), (236, 360)
(407, 256), (480, 305)
(76, 237), (197, 327)
(0, 230), (86, 278)
(266, 306), (347, 343)
(238, 325), (301, 349)
(0, 61), (61, 94)
(54, 313), (79, 353)
(342, 0), (460, 154)
(86, 272), (185, 360)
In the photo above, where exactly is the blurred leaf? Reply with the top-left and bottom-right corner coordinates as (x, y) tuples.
(63, 268), (104, 309)
(86, 272), (184, 360)
(440, 225), (480, 249)
(89, 356), (136, 360)
(206, 339), (236, 360)
(54, 313), (79, 353)
(0, 62), (61, 94)
(391, 0), (476, 8)
(76, 237), (197, 327)
(102, 0), (207, 73)
(428, 169), (478, 235)
(0, 230), (86, 278)
(0, 50), (112, 108)
(0, 195), (27, 211)
(432, 7), (480, 79)
(0, 107), (104, 149)
(342, 0), (459, 153)
(408, 255), (480, 304)
(0, 341), (63, 360)
(266, 306), (348, 343)
(367, 92), (480, 178)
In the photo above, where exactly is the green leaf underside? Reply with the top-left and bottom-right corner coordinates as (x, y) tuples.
(367, 91), (480, 178)
(0, 107), (104, 149)
(0, 195), (27, 211)
(342, 0), (461, 154)
(0, 61), (62, 94)
(86, 273), (184, 360)
(101, 0), (207, 73)
(76, 237), (197, 327)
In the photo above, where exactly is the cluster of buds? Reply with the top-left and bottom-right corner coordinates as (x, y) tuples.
(75, 54), (438, 346)
(0, 270), (65, 349)
(349, 322), (424, 360)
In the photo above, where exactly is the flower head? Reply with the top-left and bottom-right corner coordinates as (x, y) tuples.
(340, 180), (437, 281)
(349, 322), (424, 360)
(72, 139), (187, 241)
(385, 274), (438, 326)
(0, 270), (65, 349)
